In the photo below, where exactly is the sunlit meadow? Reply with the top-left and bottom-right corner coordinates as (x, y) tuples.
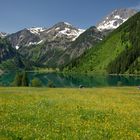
(0, 87), (140, 140)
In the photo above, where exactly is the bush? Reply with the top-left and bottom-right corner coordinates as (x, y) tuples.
(21, 71), (29, 86)
(31, 78), (42, 87)
(12, 72), (23, 86)
(117, 81), (123, 86)
(47, 80), (55, 88)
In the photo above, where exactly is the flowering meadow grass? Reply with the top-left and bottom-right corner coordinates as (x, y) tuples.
(0, 87), (140, 140)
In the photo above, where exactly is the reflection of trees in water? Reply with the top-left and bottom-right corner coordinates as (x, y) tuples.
(0, 72), (16, 86)
(107, 75), (140, 86)
(18, 72), (140, 87)
(61, 74), (110, 87)
(107, 75), (123, 86)
(1, 72), (140, 87)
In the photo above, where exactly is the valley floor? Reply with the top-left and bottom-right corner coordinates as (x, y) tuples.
(0, 87), (140, 140)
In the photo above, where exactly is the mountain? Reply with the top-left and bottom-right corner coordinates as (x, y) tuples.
(6, 28), (42, 50)
(65, 12), (140, 75)
(0, 32), (8, 38)
(0, 38), (16, 62)
(6, 22), (85, 68)
(6, 22), (84, 50)
(97, 8), (137, 31)
(58, 8), (137, 67)
(0, 38), (25, 70)
(1, 8), (138, 70)
(58, 26), (104, 66)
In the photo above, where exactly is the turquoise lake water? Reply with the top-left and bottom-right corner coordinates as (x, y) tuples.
(0, 72), (140, 87)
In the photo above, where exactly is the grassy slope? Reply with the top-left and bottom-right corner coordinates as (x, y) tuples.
(0, 87), (140, 140)
(65, 32), (126, 73)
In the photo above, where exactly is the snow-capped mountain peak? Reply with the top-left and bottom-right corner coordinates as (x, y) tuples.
(45, 22), (85, 41)
(97, 8), (137, 31)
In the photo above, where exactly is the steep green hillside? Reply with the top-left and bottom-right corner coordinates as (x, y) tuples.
(65, 12), (140, 74)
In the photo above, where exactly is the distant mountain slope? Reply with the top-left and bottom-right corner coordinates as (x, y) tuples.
(0, 38), (25, 70)
(65, 12), (140, 74)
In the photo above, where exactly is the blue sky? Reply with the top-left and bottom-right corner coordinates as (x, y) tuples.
(0, 0), (140, 33)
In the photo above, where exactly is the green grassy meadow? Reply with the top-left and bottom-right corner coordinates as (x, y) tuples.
(0, 87), (140, 140)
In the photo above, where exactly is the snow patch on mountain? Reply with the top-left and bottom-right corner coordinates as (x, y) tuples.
(0, 32), (8, 37)
(55, 27), (60, 31)
(56, 27), (85, 41)
(97, 15), (128, 31)
(28, 27), (46, 35)
(98, 20), (121, 30)
(15, 46), (19, 50)
(72, 29), (85, 41)
(27, 40), (43, 46)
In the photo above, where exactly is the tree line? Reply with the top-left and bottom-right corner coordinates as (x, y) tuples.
(12, 71), (55, 87)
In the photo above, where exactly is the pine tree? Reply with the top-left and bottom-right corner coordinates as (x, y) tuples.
(13, 72), (22, 86)
(21, 71), (29, 86)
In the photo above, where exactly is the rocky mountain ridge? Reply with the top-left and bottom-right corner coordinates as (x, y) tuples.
(5, 22), (85, 50)
(97, 8), (137, 31)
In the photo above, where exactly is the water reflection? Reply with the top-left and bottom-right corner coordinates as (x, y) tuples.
(0, 72), (140, 87)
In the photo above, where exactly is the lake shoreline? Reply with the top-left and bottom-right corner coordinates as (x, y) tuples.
(62, 71), (140, 77)
(1, 71), (140, 87)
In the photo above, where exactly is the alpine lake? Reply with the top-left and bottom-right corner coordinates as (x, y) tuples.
(0, 71), (140, 87)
